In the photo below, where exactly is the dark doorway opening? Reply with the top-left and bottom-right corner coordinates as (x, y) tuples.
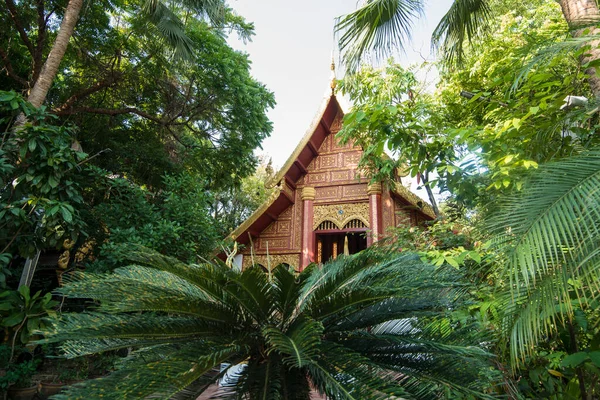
(316, 231), (367, 263)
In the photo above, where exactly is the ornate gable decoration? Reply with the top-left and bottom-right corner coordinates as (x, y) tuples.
(313, 203), (369, 230)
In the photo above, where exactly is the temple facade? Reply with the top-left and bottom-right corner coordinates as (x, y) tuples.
(229, 92), (435, 271)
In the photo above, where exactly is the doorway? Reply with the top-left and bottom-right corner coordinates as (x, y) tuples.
(316, 231), (367, 263)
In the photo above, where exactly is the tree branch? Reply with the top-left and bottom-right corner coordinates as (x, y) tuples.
(54, 74), (122, 112)
(54, 106), (164, 124)
(0, 47), (28, 86)
(5, 0), (35, 58)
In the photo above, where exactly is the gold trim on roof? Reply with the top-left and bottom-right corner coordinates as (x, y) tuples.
(267, 94), (343, 188)
(229, 185), (283, 240)
(392, 182), (436, 219)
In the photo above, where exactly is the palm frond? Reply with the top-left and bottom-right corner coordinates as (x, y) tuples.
(488, 148), (600, 365)
(510, 34), (600, 93)
(335, 0), (424, 73)
(42, 313), (231, 345)
(263, 318), (323, 368)
(52, 343), (242, 400)
(141, 0), (227, 60)
(431, 0), (491, 66)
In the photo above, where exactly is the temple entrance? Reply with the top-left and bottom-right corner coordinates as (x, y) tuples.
(316, 231), (367, 263)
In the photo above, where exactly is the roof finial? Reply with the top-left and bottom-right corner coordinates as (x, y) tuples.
(330, 53), (337, 94)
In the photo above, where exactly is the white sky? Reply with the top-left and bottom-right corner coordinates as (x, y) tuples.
(229, 0), (454, 168)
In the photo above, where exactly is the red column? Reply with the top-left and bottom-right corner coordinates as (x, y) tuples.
(300, 186), (316, 270)
(367, 182), (383, 246)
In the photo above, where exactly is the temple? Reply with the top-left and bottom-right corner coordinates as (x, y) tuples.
(229, 89), (435, 271)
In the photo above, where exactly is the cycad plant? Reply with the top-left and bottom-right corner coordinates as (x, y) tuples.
(488, 149), (600, 367)
(41, 248), (495, 399)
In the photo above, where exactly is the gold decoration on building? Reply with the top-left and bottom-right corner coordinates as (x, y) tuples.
(57, 250), (70, 270)
(313, 203), (369, 230)
(330, 55), (337, 92)
(301, 186), (316, 201)
(242, 254), (300, 271)
(367, 182), (382, 195)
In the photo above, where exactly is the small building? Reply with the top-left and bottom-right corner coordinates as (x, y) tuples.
(229, 90), (435, 271)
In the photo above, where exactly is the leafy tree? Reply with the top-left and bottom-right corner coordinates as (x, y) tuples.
(212, 156), (277, 236)
(2, 1), (274, 190)
(339, 1), (600, 211)
(41, 248), (496, 399)
(338, 61), (458, 216)
(435, 0), (600, 206)
(83, 171), (219, 272)
(1, 0), (242, 111)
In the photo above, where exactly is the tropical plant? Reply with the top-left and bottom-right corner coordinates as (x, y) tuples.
(487, 149), (600, 398)
(0, 286), (58, 350)
(336, 0), (600, 96)
(0, 91), (88, 260)
(0, 358), (39, 390)
(40, 248), (496, 399)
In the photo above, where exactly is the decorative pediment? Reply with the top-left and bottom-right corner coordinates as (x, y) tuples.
(313, 203), (369, 230)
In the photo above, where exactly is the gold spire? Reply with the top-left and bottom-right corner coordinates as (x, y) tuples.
(330, 54), (337, 93)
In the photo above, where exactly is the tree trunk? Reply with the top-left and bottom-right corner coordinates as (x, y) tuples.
(419, 172), (441, 218)
(26, 0), (84, 108)
(558, 0), (600, 97)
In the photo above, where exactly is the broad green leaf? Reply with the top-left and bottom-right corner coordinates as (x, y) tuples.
(561, 352), (589, 368)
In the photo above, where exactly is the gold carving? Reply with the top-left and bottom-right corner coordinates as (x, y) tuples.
(367, 182), (382, 195)
(332, 171), (350, 181)
(278, 220), (291, 233)
(331, 112), (343, 133)
(316, 186), (338, 199)
(259, 238), (288, 249)
(343, 152), (361, 166)
(308, 172), (328, 184)
(280, 207), (293, 219)
(301, 186), (316, 201)
(343, 184), (367, 199)
(313, 203), (369, 230)
(262, 222), (277, 235)
(318, 136), (330, 152)
(320, 154), (337, 168)
(242, 253), (300, 271)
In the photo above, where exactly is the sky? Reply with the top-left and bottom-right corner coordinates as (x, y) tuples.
(229, 0), (454, 169)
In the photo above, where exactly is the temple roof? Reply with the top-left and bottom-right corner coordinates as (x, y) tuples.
(229, 92), (435, 244)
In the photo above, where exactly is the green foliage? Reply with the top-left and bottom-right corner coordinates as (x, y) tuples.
(41, 248), (497, 399)
(438, 0), (600, 206)
(338, 61), (455, 213)
(212, 156), (277, 236)
(0, 358), (39, 389)
(84, 171), (219, 271)
(0, 91), (87, 258)
(0, 286), (58, 345)
(488, 150), (600, 368)
(389, 218), (484, 269)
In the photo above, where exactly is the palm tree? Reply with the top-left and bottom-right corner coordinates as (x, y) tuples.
(487, 149), (600, 398)
(41, 248), (495, 399)
(336, 0), (600, 95)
